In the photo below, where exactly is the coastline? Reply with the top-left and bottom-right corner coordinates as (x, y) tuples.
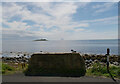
(1, 52), (120, 67)
(1, 52), (120, 79)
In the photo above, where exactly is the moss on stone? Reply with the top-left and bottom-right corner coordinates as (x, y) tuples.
(24, 53), (86, 77)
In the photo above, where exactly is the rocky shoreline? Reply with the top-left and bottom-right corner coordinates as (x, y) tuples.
(81, 54), (120, 68)
(1, 52), (120, 69)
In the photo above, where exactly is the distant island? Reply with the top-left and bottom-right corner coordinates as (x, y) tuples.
(34, 39), (48, 41)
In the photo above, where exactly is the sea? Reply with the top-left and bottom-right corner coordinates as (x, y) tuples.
(1, 39), (119, 56)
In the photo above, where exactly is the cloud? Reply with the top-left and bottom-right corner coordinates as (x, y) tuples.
(0, 3), (2, 41)
(2, 2), (90, 40)
(81, 16), (118, 25)
(0, 3), (2, 26)
(2, 2), (118, 40)
(1, 0), (120, 2)
(93, 2), (117, 13)
(3, 20), (31, 30)
(74, 28), (85, 32)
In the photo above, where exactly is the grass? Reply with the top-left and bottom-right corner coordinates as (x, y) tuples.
(1, 62), (28, 75)
(1, 60), (120, 79)
(2, 63), (15, 74)
(86, 62), (120, 79)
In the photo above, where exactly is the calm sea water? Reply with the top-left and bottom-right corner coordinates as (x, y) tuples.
(2, 39), (118, 55)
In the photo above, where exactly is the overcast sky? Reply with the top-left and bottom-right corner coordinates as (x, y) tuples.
(2, 2), (118, 40)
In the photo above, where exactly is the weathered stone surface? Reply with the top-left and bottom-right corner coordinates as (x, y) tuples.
(25, 53), (86, 77)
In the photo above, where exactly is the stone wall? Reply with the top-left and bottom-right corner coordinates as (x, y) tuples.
(25, 53), (86, 77)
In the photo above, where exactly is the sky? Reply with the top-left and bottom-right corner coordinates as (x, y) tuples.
(1, 2), (118, 40)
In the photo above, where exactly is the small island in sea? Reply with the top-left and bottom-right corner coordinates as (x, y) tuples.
(34, 39), (48, 41)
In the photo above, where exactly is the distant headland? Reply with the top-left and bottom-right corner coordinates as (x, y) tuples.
(34, 39), (48, 41)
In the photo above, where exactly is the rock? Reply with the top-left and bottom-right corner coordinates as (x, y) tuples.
(25, 53), (86, 77)
(15, 63), (18, 65)
(89, 59), (92, 63)
(94, 60), (98, 63)
(113, 62), (119, 66)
